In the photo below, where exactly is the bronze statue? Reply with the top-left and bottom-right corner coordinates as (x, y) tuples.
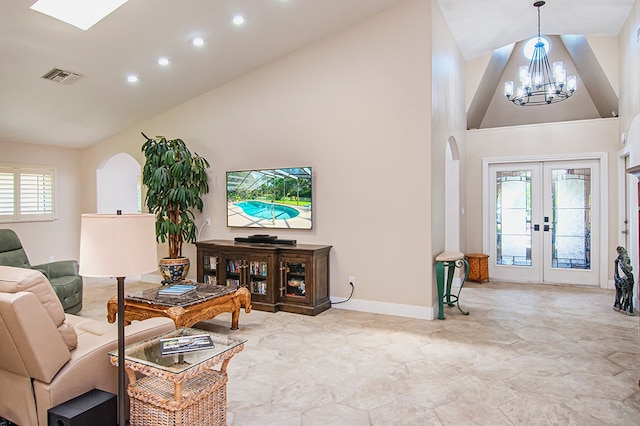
(613, 246), (634, 315)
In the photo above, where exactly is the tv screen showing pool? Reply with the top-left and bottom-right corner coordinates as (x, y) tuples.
(226, 167), (312, 229)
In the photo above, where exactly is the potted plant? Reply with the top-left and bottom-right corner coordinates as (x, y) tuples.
(141, 133), (210, 284)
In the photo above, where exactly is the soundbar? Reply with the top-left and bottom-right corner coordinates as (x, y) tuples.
(234, 236), (297, 245)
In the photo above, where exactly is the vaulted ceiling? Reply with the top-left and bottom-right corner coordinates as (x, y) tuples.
(0, 0), (635, 148)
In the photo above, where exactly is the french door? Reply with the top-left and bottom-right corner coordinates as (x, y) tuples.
(488, 159), (600, 285)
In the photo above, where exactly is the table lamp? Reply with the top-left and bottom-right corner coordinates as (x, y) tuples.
(79, 212), (158, 426)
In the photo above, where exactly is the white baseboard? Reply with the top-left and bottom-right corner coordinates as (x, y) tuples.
(606, 279), (615, 290)
(141, 273), (441, 320)
(330, 297), (437, 320)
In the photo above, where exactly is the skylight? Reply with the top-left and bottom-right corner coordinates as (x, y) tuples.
(30, 0), (128, 31)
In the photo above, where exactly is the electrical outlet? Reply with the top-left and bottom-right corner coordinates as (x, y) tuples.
(349, 276), (356, 286)
(206, 218), (211, 226)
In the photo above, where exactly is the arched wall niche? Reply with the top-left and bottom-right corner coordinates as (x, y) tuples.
(96, 153), (141, 214)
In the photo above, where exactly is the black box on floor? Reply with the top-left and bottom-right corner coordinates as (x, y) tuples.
(48, 389), (116, 426)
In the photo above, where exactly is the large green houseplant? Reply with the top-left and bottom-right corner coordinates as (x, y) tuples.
(141, 133), (210, 283)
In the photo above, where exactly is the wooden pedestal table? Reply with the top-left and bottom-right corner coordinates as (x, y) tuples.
(107, 284), (251, 330)
(435, 251), (470, 320)
(109, 328), (245, 426)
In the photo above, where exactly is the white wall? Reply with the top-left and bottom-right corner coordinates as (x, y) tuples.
(617, 0), (640, 305)
(620, 0), (640, 164)
(0, 141), (82, 264)
(81, 0), (455, 318)
(431, 2), (467, 262)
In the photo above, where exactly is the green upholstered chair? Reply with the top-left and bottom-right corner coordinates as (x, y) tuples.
(0, 229), (83, 314)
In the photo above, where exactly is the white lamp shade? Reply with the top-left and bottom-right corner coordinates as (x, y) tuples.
(79, 213), (158, 277)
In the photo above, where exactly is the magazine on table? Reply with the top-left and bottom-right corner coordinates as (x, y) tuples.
(160, 334), (215, 355)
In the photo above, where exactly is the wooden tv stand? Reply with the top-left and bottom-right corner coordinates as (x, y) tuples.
(196, 239), (331, 315)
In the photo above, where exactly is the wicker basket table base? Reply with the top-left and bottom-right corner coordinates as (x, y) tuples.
(128, 370), (228, 426)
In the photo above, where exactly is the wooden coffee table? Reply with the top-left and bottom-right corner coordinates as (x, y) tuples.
(107, 284), (252, 330)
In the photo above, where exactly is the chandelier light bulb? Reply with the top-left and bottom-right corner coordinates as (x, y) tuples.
(519, 65), (528, 82)
(504, 81), (514, 98)
(546, 87), (555, 103)
(567, 75), (577, 92)
(534, 72), (543, 88)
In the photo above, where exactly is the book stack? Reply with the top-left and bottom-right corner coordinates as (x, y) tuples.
(157, 284), (197, 297)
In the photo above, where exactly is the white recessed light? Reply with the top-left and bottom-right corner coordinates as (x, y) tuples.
(158, 57), (170, 66)
(126, 74), (138, 83)
(191, 36), (205, 47)
(31, 0), (128, 31)
(232, 14), (246, 25)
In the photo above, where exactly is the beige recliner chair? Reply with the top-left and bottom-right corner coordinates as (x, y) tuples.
(0, 266), (175, 426)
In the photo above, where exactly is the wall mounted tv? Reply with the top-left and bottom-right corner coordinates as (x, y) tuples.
(226, 167), (312, 229)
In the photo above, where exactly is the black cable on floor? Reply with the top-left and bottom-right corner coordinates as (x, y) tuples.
(331, 283), (354, 304)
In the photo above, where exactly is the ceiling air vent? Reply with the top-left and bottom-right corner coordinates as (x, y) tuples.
(41, 68), (81, 85)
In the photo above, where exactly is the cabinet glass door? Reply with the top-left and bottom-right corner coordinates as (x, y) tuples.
(281, 259), (309, 303)
(202, 255), (218, 285)
(224, 257), (243, 289)
(248, 260), (268, 296)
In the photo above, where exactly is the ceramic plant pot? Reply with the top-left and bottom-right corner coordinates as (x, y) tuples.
(159, 257), (190, 285)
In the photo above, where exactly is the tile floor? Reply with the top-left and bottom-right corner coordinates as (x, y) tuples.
(81, 279), (640, 425)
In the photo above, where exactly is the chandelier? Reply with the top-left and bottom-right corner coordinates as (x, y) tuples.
(504, 1), (577, 106)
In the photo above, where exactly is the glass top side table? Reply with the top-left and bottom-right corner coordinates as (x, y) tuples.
(109, 328), (246, 425)
(109, 328), (245, 399)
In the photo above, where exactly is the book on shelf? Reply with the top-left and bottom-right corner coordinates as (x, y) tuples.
(160, 334), (214, 355)
(204, 256), (216, 271)
(225, 278), (240, 289)
(157, 284), (197, 296)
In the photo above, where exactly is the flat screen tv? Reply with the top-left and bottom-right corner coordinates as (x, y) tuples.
(226, 167), (312, 229)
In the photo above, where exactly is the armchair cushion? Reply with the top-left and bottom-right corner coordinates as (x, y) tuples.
(0, 229), (83, 314)
(0, 228), (30, 269)
(32, 260), (80, 279)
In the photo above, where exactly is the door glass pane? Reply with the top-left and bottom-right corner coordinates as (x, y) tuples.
(496, 170), (532, 266)
(551, 168), (591, 269)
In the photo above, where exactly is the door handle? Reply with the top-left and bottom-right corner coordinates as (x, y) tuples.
(544, 224), (550, 231)
(534, 224), (540, 231)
